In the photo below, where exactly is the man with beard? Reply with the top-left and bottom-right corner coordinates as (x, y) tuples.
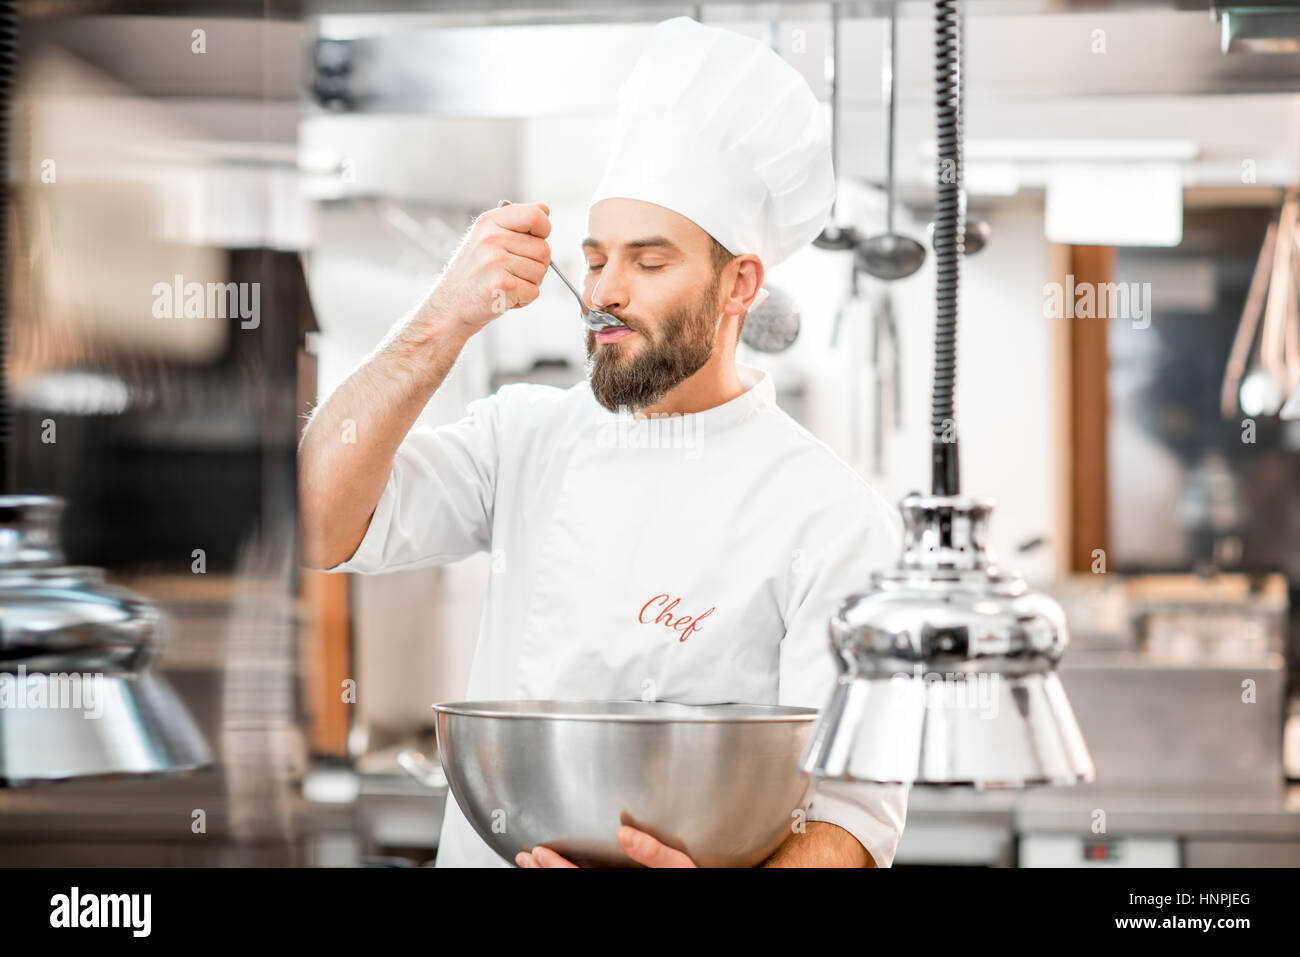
(582, 220), (733, 414)
(299, 17), (907, 868)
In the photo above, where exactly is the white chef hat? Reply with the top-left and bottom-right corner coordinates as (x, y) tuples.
(589, 17), (835, 271)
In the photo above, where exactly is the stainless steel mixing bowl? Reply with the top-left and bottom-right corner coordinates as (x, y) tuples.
(433, 699), (817, 868)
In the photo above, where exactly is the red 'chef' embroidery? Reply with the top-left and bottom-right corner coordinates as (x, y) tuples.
(638, 594), (716, 642)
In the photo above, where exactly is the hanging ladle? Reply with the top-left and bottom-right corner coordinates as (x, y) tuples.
(814, 4), (858, 251)
(855, 8), (926, 281)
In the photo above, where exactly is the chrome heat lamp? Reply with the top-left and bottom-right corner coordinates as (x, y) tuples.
(0, 496), (211, 785)
(801, 0), (1094, 788)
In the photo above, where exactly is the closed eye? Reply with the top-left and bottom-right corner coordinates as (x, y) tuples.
(639, 264), (665, 271)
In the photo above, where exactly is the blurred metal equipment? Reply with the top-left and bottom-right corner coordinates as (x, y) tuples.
(1217, 4), (1300, 53)
(312, 37), (354, 110)
(1061, 657), (1285, 791)
(802, 0), (1093, 789)
(396, 747), (446, 790)
(739, 285), (800, 353)
(1285, 697), (1300, 780)
(1048, 573), (1288, 791)
(813, 3), (858, 251)
(1221, 188), (1299, 418)
(1283, 380), (1300, 418)
(854, 6), (925, 281)
(869, 291), (900, 475)
(1132, 574), (1286, 664)
(434, 699), (815, 867)
(0, 495), (211, 784)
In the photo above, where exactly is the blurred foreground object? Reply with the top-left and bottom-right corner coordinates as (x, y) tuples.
(10, 48), (227, 384)
(1221, 188), (1300, 418)
(0, 495), (210, 784)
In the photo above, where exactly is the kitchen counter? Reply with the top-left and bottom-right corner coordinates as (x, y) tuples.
(8, 768), (1296, 867)
(0, 768), (362, 866)
(898, 782), (1300, 866)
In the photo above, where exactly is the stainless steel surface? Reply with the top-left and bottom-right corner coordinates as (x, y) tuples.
(1054, 572), (1289, 664)
(1058, 655), (1285, 791)
(297, 7), (1300, 142)
(1020, 832), (1180, 866)
(0, 495), (211, 785)
(396, 748), (448, 789)
(354, 756), (448, 853)
(0, 767), (357, 866)
(1045, 574), (1289, 790)
(1219, 5), (1300, 54)
(1, 671), (213, 784)
(802, 494), (1095, 786)
(1286, 698), (1300, 779)
(898, 783), (1300, 866)
(0, 499), (165, 674)
(433, 698), (816, 867)
(305, 2), (1227, 28)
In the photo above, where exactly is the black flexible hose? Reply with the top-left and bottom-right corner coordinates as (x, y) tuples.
(931, 0), (962, 496)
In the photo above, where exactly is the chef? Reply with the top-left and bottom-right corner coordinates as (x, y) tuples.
(299, 16), (909, 868)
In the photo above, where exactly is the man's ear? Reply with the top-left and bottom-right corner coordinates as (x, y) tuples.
(723, 254), (765, 316)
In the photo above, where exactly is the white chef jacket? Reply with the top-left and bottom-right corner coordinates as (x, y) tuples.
(326, 363), (909, 867)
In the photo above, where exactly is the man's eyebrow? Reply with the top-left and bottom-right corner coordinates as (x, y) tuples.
(580, 236), (682, 254)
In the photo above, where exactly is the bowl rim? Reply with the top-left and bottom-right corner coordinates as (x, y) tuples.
(431, 698), (819, 723)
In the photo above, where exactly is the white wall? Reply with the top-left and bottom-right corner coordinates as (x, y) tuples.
(742, 188), (1064, 583)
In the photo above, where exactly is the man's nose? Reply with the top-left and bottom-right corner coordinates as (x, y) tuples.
(590, 267), (627, 314)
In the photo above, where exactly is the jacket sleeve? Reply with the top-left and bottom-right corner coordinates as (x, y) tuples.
(777, 481), (910, 867)
(321, 387), (507, 575)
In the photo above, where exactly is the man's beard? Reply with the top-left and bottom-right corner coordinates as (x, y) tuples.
(585, 277), (720, 412)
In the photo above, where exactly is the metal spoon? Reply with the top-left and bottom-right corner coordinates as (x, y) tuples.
(547, 259), (626, 332)
(496, 199), (624, 331)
